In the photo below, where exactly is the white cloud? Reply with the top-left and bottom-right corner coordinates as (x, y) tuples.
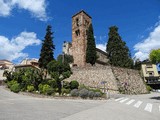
(0, 0), (12, 16)
(0, 31), (41, 61)
(96, 43), (106, 52)
(134, 22), (160, 61)
(0, 0), (48, 21)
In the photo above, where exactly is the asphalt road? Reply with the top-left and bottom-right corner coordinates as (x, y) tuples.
(0, 86), (160, 120)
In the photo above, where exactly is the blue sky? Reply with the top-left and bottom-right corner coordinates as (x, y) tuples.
(0, 0), (160, 63)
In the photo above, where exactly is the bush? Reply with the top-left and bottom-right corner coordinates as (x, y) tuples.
(27, 85), (34, 92)
(7, 80), (17, 88)
(62, 88), (70, 95)
(63, 81), (70, 89)
(42, 84), (51, 94)
(48, 79), (57, 88)
(91, 88), (103, 95)
(78, 84), (89, 91)
(146, 85), (152, 92)
(10, 83), (20, 93)
(79, 88), (89, 99)
(46, 88), (54, 95)
(70, 89), (79, 97)
(38, 84), (43, 93)
(70, 80), (79, 90)
(94, 92), (101, 97)
(88, 91), (95, 99)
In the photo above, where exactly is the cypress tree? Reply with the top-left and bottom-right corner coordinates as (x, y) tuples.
(106, 26), (133, 68)
(38, 25), (55, 69)
(86, 24), (97, 65)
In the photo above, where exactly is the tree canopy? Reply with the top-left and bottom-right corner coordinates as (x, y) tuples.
(86, 24), (97, 65)
(106, 26), (133, 68)
(47, 60), (71, 94)
(149, 49), (160, 64)
(57, 54), (73, 64)
(38, 25), (55, 69)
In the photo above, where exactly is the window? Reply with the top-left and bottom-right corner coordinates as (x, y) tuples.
(148, 71), (154, 76)
(75, 29), (80, 36)
(76, 18), (79, 27)
(85, 20), (89, 26)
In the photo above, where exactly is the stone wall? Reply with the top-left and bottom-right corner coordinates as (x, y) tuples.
(66, 66), (118, 93)
(111, 67), (148, 94)
(65, 66), (148, 94)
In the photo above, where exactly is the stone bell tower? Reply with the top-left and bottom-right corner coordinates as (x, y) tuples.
(71, 10), (92, 67)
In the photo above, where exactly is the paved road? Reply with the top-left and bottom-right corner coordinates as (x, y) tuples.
(0, 86), (160, 120)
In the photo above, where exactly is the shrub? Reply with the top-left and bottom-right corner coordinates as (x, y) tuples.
(10, 83), (20, 93)
(70, 89), (79, 97)
(146, 85), (152, 92)
(79, 88), (89, 99)
(48, 79), (57, 88)
(38, 84), (43, 93)
(63, 81), (70, 89)
(7, 80), (17, 88)
(94, 92), (101, 97)
(91, 88), (103, 95)
(46, 88), (54, 95)
(27, 85), (34, 92)
(42, 84), (51, 94)
(78, 84), (89, 91)
(88, 91), (95, 99)
(70, 80), (79, 90)
(62, 88), (70, 95)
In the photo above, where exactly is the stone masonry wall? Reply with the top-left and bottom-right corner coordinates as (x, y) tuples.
(65, 66), (148, 94)
(66, 66), (118, 93)
(112, 67), (148, 94)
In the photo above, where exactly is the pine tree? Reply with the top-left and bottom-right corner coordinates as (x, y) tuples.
(86, 24), (97, 65)
(106, 26), (133, 68)
(38, 25), (55, 69)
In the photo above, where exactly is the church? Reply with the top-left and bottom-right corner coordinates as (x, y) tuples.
(63, 10), (108, 67)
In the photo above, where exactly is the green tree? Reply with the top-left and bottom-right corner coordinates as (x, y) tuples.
(86, 24), (97, 65)
(38, 25), (55, 69)
(47, 60), (71, 94)
(149, 49), (160, 64)
(106, 26), (133, 68)
(57, 54), (73, 64)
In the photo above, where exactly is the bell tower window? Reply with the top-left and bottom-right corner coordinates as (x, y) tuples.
(76, 18), (79, 27)
(75, 29), (80, 36)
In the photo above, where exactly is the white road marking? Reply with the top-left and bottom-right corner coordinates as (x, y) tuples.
(115, 97), (124, 101)
(159, 105), (160, 112)
(119, 98), (129, 103)
(144, 103), (152, 112)
(126, 99), (135, 105)
(134, 101), (143, 108)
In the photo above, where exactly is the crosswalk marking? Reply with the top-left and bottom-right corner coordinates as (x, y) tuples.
(114, 97), (160, 113)
(115, 97), (124, 101)
(144, 103), (152, 112)
(119, 98), (129, 103)
(126, 99), (135, 105)
(134, 101), (143, 108)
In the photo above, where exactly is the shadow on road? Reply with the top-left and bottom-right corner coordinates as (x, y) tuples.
(150, 96), (160, 100)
